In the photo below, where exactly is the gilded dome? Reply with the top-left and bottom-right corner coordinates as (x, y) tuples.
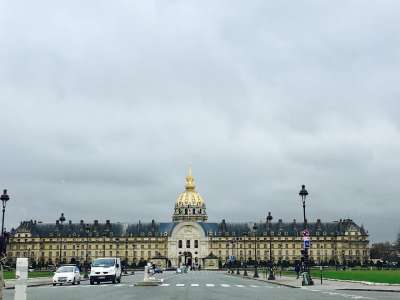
(175, 168), (205, 207)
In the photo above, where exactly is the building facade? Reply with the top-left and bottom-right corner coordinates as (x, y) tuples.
(7, 170), (370, 268)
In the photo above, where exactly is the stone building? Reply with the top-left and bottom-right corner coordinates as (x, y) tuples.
(7, 170), (370, 268)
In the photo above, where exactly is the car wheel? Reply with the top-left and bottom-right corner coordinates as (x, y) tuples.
(72, 279), (76, 285)
(90, 278), (94, 285)
(52, 283), (56, 286)
(78, 280), (80, 285)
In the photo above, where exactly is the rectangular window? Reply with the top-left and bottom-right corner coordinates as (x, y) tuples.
(178, 240), (182, 248)
(194, 240), (198, 248)
(186, 240), (190, 248)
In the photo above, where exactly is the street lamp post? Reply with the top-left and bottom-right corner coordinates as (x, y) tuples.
(0, 189), (10, 257)
(253, 223), (259, 278)
(58, 213), (66, 265)
(266, 212), (275, 280)
(229, 239), (234, 274)
(236, 237), (240, 275)
(84, 224), (90, 278)
(1, 190), (9, 237)
(299, 184), (313, 286)
(243, 233), (248, 276)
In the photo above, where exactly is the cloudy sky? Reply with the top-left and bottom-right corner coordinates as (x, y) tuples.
(1, 1), (399, 242)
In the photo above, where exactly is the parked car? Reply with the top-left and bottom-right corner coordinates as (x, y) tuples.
(154, 267), (163, 274)
(90, 257), (122, 285)
(53, 265), (81, 286)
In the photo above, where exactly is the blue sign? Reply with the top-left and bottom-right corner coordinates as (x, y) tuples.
(304, 240), (310, 248)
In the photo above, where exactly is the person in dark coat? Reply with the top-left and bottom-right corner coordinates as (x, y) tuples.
(295, 264), (301, 279)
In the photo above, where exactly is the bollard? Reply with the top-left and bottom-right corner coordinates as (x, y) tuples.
(320, 266), (323, 285)
(0, 263), (4, 300)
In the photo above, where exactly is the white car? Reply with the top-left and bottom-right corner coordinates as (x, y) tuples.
(53, 265), (81, 286)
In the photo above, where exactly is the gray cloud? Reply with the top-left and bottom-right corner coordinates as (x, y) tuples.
(1, 0), (400, 242)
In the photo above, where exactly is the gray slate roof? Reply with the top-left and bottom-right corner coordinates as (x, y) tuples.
(12, 218), (367, 238)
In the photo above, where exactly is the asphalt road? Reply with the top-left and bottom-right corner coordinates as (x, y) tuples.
(4, 271), (399, 300)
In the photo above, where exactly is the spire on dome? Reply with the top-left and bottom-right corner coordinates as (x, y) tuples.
(185, 167), (195, 191)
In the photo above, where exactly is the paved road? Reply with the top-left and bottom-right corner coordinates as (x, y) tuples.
(4, 271), (399, 300)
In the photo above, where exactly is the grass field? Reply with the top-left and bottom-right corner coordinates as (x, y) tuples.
(283, 268), (400, 284)
(3, 271), (54, 280)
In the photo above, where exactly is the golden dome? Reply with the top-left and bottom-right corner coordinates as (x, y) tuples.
(175, 168), (205, 207)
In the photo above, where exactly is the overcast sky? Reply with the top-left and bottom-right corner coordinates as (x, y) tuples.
(1, 1), (399, 242)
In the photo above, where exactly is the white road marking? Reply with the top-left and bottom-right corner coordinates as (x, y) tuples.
(220, 284), (230, 287)
(190, 283), (199, 287)
(250, 285), (259, 288)
(235, 284), (244, 287)
(206, 283), (215, 287)
(176, 283), (185, 287)
(160, 283), (170, 287)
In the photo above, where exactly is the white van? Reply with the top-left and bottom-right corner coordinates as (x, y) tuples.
(89, 257), (122, 285)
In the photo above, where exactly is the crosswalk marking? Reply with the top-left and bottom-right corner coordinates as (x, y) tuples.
(45, 282), (277, 290)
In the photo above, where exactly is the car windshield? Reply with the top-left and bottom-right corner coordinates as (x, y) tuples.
(56, 266), (75, 273)
(92, 259), (115, 267)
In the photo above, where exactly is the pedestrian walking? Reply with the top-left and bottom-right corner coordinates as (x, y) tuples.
(295, 264), (301, 279)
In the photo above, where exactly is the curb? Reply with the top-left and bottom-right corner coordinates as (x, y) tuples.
(5, 278), (90, 290)
(337, 288), (400, 293)
(226, 273), (300, 289)
(4, 273), (134, 290)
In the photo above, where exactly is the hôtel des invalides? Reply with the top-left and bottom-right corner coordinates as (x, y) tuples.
(7, 169), (369, 269)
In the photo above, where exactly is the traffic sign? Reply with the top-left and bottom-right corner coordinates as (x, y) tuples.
(304, 240), (310, 249)
(303, 236), (310, 241)
(302, 229), (310, 237)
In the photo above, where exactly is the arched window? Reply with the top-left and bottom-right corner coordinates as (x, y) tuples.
(178, 240), (182, 248)
(192, 208), (195, 214)
(185, 209), (188, 215)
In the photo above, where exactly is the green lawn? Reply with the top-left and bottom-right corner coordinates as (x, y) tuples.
(3, 271), (54, 280)
(313, 269), (400, 284)
(283, 268), (400, 284)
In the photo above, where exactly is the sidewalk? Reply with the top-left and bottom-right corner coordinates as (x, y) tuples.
(227, 272), (400, 292)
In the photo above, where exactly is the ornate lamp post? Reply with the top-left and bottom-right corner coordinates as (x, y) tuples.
(253, 223), (259, 278)
(0, 190), (9, 237)
(266, 212), (275, 280)
(58, 213), (66, 265)
(243, 232), (248, 276)
(84, 224), (90, 278)
(299, 184), (313, 285)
